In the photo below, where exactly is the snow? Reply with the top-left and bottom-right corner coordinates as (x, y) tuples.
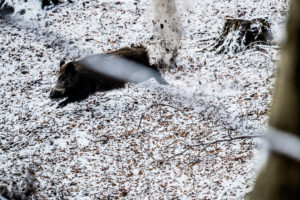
(0, 0), (288, 199)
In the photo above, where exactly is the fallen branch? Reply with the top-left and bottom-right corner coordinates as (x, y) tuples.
(166, 134), (263, 162)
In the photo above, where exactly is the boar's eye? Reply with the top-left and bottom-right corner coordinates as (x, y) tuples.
(65, 63), (76, 75)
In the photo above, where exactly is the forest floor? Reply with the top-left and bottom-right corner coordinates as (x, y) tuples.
(0, 0), (288, 199)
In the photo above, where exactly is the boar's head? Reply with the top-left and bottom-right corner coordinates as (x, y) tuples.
(49, 60), (80, 99)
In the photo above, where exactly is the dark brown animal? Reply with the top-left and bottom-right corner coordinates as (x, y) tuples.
(50, 46), (167, 108)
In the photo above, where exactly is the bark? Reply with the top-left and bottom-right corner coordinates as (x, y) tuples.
(249, 0), (300, 199)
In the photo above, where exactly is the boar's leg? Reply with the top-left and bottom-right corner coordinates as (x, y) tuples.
(57, 93), (89, 108)
(148, 64), (168, 85)
(57, 80), (98, 108)
(57, 93), (92, 108)
(57, 97), (75, 108)
(154, 72), (168, 85)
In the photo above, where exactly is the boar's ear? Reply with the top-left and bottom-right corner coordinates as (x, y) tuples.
(65, 62), (76, 75)
(59, 60), (65, 67)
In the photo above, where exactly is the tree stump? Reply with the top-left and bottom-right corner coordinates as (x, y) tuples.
(41, 0), (60, 9)
(211, 18), (273, 54)
(0, 0), (61, 16)
(0, 0), (14, 16)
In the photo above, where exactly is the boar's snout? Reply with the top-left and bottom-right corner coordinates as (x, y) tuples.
(49, 87), (66, 99)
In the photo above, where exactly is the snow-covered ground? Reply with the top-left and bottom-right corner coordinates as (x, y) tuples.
(0, 0), (288, 199)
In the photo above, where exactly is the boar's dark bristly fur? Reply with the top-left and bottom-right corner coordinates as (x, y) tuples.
(50, 46), (167, 108)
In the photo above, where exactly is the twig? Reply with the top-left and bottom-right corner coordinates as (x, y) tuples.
(197, 37), (217, 43)
(193, 135), (262, 148)
(85, 38), (100, 43)
(165, 146), (194, 162)
(165, 134), (263, 162)
(99, 9), (109, 30)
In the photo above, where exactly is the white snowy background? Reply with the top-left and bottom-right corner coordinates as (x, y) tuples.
(0, 0), (288, 199)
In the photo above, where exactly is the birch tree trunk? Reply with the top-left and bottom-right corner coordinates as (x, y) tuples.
(249, 0), (300, 199)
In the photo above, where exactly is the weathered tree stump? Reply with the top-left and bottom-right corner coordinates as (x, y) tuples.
(0, 0), (61, 16)
(41, 0), (60, 9)
(211, 18), (273, 54)
(0, 0), (14, 16)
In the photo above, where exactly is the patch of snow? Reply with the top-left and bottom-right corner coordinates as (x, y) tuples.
(0, 0), (287, 199)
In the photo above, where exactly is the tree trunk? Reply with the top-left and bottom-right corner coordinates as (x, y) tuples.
(249, 0), (300, 199)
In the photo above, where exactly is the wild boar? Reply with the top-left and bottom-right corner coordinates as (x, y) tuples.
(50, 46), (167, 108)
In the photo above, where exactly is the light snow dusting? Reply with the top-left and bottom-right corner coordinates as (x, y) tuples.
(0, 0), (288, 199)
